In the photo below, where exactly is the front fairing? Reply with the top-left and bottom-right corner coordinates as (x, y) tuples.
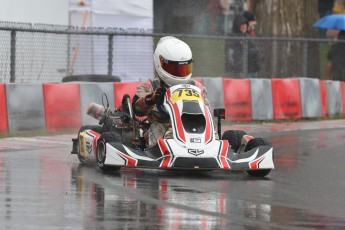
(164, 84), (216, 149)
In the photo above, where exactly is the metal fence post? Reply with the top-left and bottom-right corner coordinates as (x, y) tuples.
(243, 39), (248, 77)
(271, 40), (277, 77)
(10, 30), (16, 83)
(303, 41), (308, 77)
(108, 34), (114, 76)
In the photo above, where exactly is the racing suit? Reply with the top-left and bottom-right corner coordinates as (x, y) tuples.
(132, 76), (210, 147)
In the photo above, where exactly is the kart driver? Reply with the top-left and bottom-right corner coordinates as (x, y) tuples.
(132, 36), (210, 148)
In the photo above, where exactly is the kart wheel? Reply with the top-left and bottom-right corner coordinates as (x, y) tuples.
(96, 131), (123, 171)
(245, 138), (272, 177)
(77, 125), (103, 163)
(222, 130), (246, 152)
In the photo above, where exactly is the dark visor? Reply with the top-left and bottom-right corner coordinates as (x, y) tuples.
(160, 56), (193, 77)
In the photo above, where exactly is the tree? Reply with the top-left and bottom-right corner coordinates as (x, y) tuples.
(250, 0), (321, 78)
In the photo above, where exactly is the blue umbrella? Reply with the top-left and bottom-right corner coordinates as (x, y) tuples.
(313, 14), (345, 30)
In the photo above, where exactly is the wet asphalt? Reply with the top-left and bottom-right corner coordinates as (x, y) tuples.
(1, 120), (345, 229)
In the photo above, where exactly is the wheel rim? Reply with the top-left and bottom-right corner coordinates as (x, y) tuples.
(97, 141), (106, 162)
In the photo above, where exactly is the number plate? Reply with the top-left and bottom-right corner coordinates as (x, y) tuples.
(170, 88), (203, 103)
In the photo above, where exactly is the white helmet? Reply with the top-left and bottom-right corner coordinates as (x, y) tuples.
(153, 36), (193, 86)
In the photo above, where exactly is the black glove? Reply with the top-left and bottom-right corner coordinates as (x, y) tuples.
(154, 87), (166, 105)
(145, 87), (166, 106)
(145, 93), (155, 105)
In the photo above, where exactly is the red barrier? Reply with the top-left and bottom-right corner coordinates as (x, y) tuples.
(113, 80), (205, 108)
(0, 84), (8, 133)
(193, 77), (203, 86)
(113, 82), (142, 108)
(43, 83), (81, 131)
(271, 78), (302, 120)
(341, 82), (345, 116)
(223, 78), (252, 121)
(319, 80), (328, 117)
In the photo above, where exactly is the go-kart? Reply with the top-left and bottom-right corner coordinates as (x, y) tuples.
(71, 84), (274, 177)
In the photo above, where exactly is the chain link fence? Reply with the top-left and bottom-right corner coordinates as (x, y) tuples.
(0, 22), (338, 83)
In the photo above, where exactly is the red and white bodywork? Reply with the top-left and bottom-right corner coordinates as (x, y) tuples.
(75, 84), (274, 174)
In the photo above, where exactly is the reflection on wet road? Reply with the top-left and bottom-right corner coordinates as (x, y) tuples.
(1, 128), (345, 229)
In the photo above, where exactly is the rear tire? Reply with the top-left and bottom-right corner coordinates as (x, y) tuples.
(245, 138), (272, 177)
(96, 131), (123, 171)
(222, 130), (246, 152)
(77, 125), (103, 163)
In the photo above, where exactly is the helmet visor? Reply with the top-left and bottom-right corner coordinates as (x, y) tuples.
(160, 56), (193, 77)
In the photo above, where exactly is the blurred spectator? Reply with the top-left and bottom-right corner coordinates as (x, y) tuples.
(326, 28), (340, 39)
(246, 0), (257, 12)
(194, 0), (230, 36)
(318, 0), (335, 37)
(224, 15), (263, 78)
(243, 11), (257, 37)
(231, 14), (248, 35)
(333, 0), (345, 13)
(319, 0), (335, 17)
(326, 30), (345, 80)
(193, 0), (252, 35)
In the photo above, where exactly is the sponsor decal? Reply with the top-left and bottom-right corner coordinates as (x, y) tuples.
(170, 88), (203, 104)
(86, 142), (92, 155)
(190, 138), (201, 143)
(188, 149), (204, 156)
(86, 130), (101, 155)
(181, 84), (191, 88)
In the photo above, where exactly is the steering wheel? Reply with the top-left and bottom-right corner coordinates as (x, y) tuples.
(99, 93), (110, 125)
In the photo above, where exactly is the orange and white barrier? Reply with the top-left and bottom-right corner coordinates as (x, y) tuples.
(341, 82), (345, 114)
(271, 78), (302, 120)
(6, 84), (45, 132)
(1, 78), (345, 134)
(319, 80), (329, 117)
(326, 80), (343, 116)
(250, 78), (273, 120)
(223, 78), (252, 121)
(43, 83), (82, 131)
(202, 77), (225, 118)
(79, 83), (115, 125)
(114, 82), (141, 108)
(299, 78), (322, 118)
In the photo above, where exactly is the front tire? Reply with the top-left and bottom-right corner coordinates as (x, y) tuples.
(245, 138), (272, 177)
(222, 130), (246, 152)
(96, 131), (123, 171)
